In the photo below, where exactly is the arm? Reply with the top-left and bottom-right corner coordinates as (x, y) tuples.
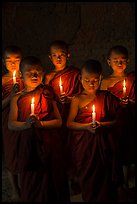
(2, 94), (11, 110)
(40, 100), (62, 128)
(67, 97), (95, 133)
(8, 94), (31, 131)
(99, 120), (116, 127)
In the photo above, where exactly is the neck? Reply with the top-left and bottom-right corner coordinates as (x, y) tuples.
(24, 86), (36, 93)
(111, 71), (126, 77)
(55, 66), (66, 72)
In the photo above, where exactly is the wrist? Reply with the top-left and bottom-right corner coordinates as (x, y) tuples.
(40, 121), (44, 128)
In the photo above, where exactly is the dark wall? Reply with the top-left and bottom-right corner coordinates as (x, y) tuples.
(2, 2), (135, 76)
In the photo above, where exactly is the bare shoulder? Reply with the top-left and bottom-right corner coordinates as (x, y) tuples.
(71, 95), (80, 105)
(100, 75), (113, 90)
(45, 72), (56, 84)
(11, 92), (22, 102)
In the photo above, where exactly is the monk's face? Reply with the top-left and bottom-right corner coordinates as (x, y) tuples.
(107, 51), (128, 74)
(81, 70), (101, 94)
(22, 65), (43, 89)
(3, 53), (21, 74)
(49, 46), (70, 71)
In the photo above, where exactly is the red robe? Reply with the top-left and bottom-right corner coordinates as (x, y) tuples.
(2, 77), (24, 173)
(46, 66), (83, 171)
(68, 90), (124, 202)
(48, 66), (83, 122)
(108, 72), (135, 164)
(16, 84), (70, 202)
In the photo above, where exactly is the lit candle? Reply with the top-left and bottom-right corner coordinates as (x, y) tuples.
(13, 70), (16, 84)
(92, 104), (96, 125)
(123, 79), (126, 98)
(59, 77), (63, 94)
(31, 97), (35, 114)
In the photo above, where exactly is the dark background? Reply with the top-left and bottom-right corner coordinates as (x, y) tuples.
(2, 2), (135, 76)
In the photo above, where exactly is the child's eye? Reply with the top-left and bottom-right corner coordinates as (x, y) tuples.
(51, 54), (56, 57)
(61, 53), (67, 57)
(85, 79), (90, 83)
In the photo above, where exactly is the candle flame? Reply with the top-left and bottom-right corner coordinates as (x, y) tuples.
(31, 97), (34, 104)
(92, 104), (95, 113)
(123, 79), (126, 88)
(59, 77), (62, 87)
(13, 70), (16, 77)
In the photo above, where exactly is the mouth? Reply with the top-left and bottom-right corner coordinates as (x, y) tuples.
(31, 80), (38, 83)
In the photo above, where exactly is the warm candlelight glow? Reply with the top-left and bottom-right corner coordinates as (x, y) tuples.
(59, 77), (63, 94)
(92, 104), (96, 125)
(31, 97), (35, 114)
(13, 70), (16, 84)
(123, 79), (126, 98)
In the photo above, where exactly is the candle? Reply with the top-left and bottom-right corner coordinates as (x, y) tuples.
(92, 104), (96, 125)
(123, 79), (126, 98)
(59, 77), (63, 94)
(13, 70), (16, 84)
(31, 97), (35, 114)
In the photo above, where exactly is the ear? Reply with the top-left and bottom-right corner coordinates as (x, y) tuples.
(67, 53), (70, 59)
(2, 59), (5, 66)
(19, 71), (22, 78)
(107, 59), (111, 66)
(99, 75), (103, 84)
(127, 59), (130, 64)
(78, 74), (82, 82)
(49, 55), (51, 60)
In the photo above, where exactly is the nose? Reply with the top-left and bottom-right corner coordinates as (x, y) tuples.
(89, 81), (94, 86)
(57, 56), (61, 60)
(118, 61), (123, 65)
(32, 73), (38, 78)
(11, 62), (15, 65)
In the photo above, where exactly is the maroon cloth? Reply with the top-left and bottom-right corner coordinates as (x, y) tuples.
(48, 66), (83, 122)
(2, 77), (24, 173)
(68, 90), (123, 202)
(16, 84), (70, 202)
(47, 66), (83, 173)
(108, 72), (135, 164)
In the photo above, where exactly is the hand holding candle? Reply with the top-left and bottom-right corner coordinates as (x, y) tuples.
(92, 104), (96, 126)
(31, 97), (35, 115)
(123, 79), (126, 98)
(13, 70), (16, 84)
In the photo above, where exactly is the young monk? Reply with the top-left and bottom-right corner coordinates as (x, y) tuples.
(67, 59), (128, 202)
(2, 45), (24, 201)
(44, 40), (83, 195)
(8, 56), (70, 202)
(100, 45), (135, 189)
(44, 40), (82, 119)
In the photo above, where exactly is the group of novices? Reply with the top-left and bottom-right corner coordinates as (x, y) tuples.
(2, 41), (135, 202)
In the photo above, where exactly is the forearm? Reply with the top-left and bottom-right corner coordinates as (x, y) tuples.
(40, 119), (62, 129)
(2, 95), (11, 110)
(67, 121), (90, 130)
(8, 121), (31, 131)
(100, 120), (116, 127)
